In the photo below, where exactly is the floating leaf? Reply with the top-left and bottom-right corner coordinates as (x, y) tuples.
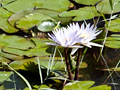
(59, 6), (100, 21)
(74, 0), (101, 5)
(25, 38), (51, 57)
(37, 20), (59, 32)
(105, 34), (120, 48)
(0, 51), (24, 60)
(39, 85), (54, 90)
(19, 61), (38, 73)
(0, 56), (11, 63)
(0, 85), (5, 90)
(0, 34), (35, 50)
(9, 58), (36, 70)
(2, 0), (70, 13)
(96, 0), (120, 14)
(16, 13), (55, 30)
(108, 18), (120, 32)
(0, 8), (18, 33)
(63, 81), (111, 90)
(36, 0), (70, 12)
(2, 0), (37, 13)
(0, 71), (12, 83)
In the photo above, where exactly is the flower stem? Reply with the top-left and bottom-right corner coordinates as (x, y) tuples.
(74, 48), (82, 80)
(64, 48), (73, 80)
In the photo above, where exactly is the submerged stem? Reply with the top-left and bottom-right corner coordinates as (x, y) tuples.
(64, 48), (73, 80)
(74, 48), (82, 80)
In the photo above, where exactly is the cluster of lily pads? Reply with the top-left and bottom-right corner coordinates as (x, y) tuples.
(0, 0), (120, 90)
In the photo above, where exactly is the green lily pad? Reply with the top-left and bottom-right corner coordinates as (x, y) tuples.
(9, 56), (65, 71)
(0, 85), (5, 90)
(0, 34), (35, 50)
(0, 56), (11, 63)
(2, 0), (70, 13)
(16, 13), (55, 30)
(0, 50), (24, 60)
(0, 71), (12, 83)
(63, 81), (111, 90)
(59, 6), (101, 21)
(105, 34), (120, 48)
(37, 20), (59, 32)
(25, 38), (51, 57)
(0, 8), (18, 33)
(2, 0), (38, 13)
(108, 18), (120, 32)
(9, 58), (36, 70)
(36, 0), (70, 12)
(39, 85), (54, 90)
(96, 0), (120, 14)
(74, 0), (101, 5)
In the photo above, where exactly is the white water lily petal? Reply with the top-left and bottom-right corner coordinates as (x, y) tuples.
(71, 48), (79, 55)
(88, 42), (103, 47)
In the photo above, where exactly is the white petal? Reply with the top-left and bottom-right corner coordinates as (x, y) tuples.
(71, 48), (78, 55)
(46, 42), (59, 46)
(88, 42), (103, 47)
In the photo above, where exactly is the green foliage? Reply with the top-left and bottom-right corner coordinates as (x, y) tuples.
(16, 13), (55, 30)
(0, 72), (27, 90)
(108, 18), (120, 32)
(8, 8), (72, 31)
(105, 34), (120, 48)
(2, 0), (70, 13)
(96, 0), (120, 14)
(0, 8), (18, 33)
(0, 34), (35, 50)
(37, 20), (59, 32)
(59, 6), (100, 21)
(63, 81), (111, 90)
(74, 0), (101, 5)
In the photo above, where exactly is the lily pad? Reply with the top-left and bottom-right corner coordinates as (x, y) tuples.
(9, 56), (65, 71)
(108, 18), (120, 32)
(16, 13), (55, 30)
(2, 0), (38, 13)
(25, 38), (51, 57)
(59, 6), (101, 21)
(0, 56), (11, 63)
(74, 0), (101, 5)
(37, 20), (59, 32)
(96, 0), (120, 14)
(0, 71), (13, 83)
(0, 8), (18, 33)
(105, 34), (120, 48)
(2, 0), (70, 13)
(35, 0), (70, 12)
(9, 58), (36, 70)
(63, 81), (111, 90)
(0, 50), (24, 60)
(0, 34), (35, 50)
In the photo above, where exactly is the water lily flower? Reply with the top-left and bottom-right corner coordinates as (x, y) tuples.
(47, 22), (103, 54)
(70, 22), (103, 55)
(47, 27), (83, 48)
